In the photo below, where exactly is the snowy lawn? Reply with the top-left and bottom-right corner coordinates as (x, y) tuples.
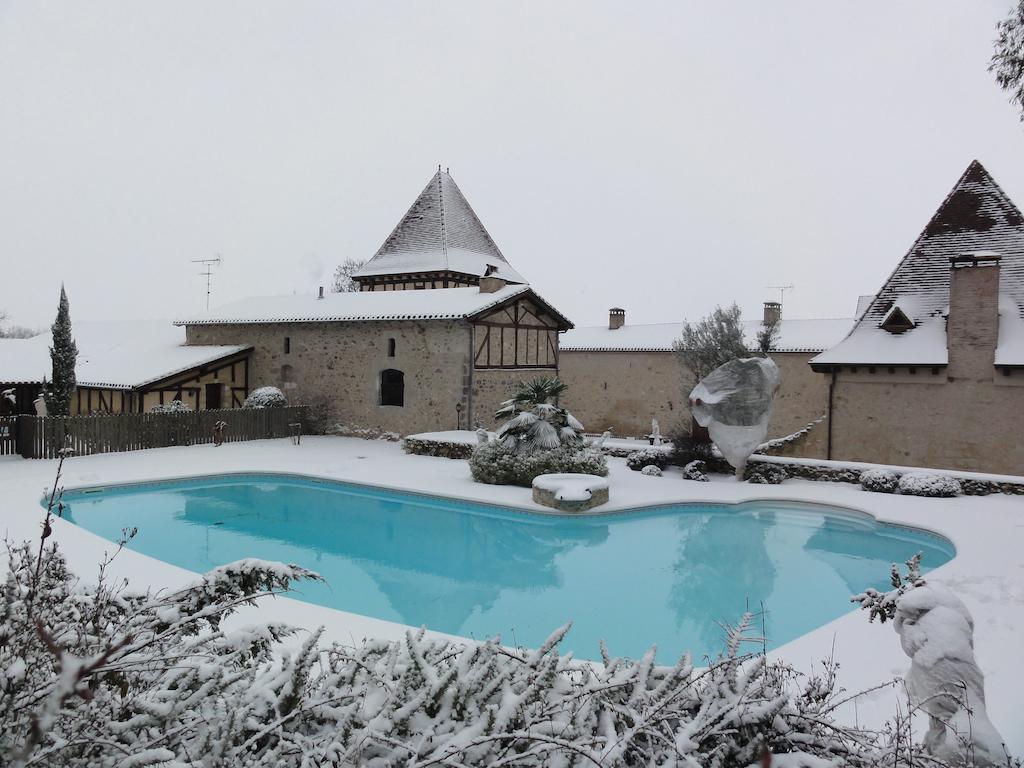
(1, 436), (1021, 753)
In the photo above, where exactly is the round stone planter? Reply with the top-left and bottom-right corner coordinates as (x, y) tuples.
(532, 473), (610, 512)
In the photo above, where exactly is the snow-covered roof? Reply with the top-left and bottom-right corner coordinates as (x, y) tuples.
(176, 285), (573, 329)
(814, 161), (1024, 367)
(0, 321), (250, 390)
(560, 317), (853, 353)
(353, 169), (527, 284)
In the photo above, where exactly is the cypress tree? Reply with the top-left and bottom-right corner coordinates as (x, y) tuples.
(46, 286), (78, 416)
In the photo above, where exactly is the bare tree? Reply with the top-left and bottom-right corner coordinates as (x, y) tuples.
(673, 303), (748, 384)
(0, 310), (39, 339)
(331, 258), (366, 292)
(991, 0), (1024, 120)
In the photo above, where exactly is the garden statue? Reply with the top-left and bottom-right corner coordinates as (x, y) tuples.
(590, 430), (611, 449)
(213, 420), (228, 447)
(650, 418), (662, 446)
(688, 357), (780, 479)
(33, 394), (47, 417)
(475, 426), (490, 444)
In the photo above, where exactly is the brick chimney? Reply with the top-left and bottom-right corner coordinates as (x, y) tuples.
(479, 264), (507, 293)
(763, 301), (781, 325)
(609, 307), (625, 330)
(947, 251), (1001, 379)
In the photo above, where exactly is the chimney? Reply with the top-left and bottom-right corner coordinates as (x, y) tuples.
(479, 264), (506, 293)
(763, 301), (781, 325)
(609, 307), (625, 330)
(947, 251), (1001, 378)
(318, 286), (325, 300)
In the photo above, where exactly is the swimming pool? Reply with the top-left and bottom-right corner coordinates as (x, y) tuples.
(60, 473), (955, 660)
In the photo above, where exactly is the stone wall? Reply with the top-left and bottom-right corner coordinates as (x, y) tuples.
(186, 320), (472, 436)
(559, 350), (830, 457)
(471, 368), (557, 430)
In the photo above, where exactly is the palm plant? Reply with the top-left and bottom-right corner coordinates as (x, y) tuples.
(494, 377), (585, 453)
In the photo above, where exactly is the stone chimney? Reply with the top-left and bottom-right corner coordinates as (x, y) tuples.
(609, 307), (625, 330)
(318, 286), (325, 300)
(763, 301), (781, 325)
(947, 251), (1001, 379)
(479, 269), (507, 294)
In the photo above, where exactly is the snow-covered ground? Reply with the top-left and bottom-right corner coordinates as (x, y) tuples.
(1, 437), (1021, 753)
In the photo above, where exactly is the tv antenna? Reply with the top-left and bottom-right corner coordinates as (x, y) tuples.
(192, 254), (223, 311)
(766, 284), (794, 305)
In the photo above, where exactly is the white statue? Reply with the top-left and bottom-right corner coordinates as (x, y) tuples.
(475, 426), (490, 444)
(651, 418), (661, 446)
(689, 357), (780, 479)
(33, 395), (48, 417)
(590, 430), (611, 449)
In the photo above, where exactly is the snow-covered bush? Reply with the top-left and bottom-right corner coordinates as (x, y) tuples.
(4, 535), (916, 768)
(745, 463), (787, 485)
(682, 459), (710, 482)
(469, 441), (607, 487)
(640, 464), (662, 477)
(898, 471), (962, 498)
(860, 467), (899, 494)
(149, 399), (192, 414)
(625, 447), (669, 471)
(244, 385), (287, 409)
(494, 377), (584, 453)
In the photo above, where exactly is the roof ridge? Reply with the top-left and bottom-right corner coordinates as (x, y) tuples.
(437, 167), (448, 270)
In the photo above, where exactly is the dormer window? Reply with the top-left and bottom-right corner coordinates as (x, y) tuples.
(881, 306), (914, 334)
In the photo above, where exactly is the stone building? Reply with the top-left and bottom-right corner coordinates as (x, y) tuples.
(559, 306), (853, 457)
(178, 169), (572, 435)
(812, 160), (1024, 474)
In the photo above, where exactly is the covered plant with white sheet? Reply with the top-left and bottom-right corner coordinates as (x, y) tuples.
(689, 356), (780, 478)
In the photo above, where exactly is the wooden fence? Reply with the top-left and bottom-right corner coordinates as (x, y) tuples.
(0, 417), (17, 456)
(15, 407), (307, 459)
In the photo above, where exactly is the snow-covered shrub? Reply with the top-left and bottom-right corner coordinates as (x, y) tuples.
(469, 441), (607, 487)
(682, 459), (710, 482)
(149, 399), (192, 414)
(625, 447), (669, 471)
(860, 467), (899, 494)
(244, 385), (287, 409)
(898, 471), (962, 498)
(4, 536), (910, 768)
(640, 464), (662, 477)
(494, 377), (584, 452)
(745, 463), (787, 485)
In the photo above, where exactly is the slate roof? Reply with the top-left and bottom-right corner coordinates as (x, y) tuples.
(813, 161), (1024, 366)
(175, 285), (573, 329)
(0, 321), (250, 389)
(353, 169), (527, 284)
(561, 318), (853, 353)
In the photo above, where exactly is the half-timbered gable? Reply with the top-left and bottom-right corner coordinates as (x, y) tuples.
(472, 295), (562, 370)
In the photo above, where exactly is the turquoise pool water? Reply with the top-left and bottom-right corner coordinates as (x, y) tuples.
(59, 474), (954, 660)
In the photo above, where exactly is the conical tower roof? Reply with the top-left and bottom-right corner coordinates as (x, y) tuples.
(353, 169), (527, 284)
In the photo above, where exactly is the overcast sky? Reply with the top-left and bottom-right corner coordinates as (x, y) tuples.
(1, 1), (1023, 331)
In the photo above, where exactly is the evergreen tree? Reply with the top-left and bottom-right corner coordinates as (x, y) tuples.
(673, 303), (748, 383)
(45, 286), (77, 416)
(756, 312), (780, 355)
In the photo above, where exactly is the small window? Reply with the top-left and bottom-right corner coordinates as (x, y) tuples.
(881, 307), (914, 334)
(380, 369), (404, 407)
(284, 337), (291, 354)
(387, 338), (396, 357)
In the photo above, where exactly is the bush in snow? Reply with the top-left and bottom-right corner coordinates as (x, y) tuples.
(469, 441), (607, 487)
(898, 471), (962, 498)
(640, 464), (662, 477)
(494, 377), (584, 453)
(4, 533), (925, 768)
(244, 385), (287, 409)
(149, 399), (192, 414)
(744, 463), (787, 485)
(682, 459), (710, 482)
(625, 447), (669, 472)
(860, 467), (900, 494)
(853, 556), (1009, 767)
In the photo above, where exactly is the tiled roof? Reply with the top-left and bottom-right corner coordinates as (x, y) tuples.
(561, 318), (853, 353)
(353, 169), (527, 284)
(175, 285), (573, 329)
(814, 161), (1024, 366)
(0, 321), (249, 389)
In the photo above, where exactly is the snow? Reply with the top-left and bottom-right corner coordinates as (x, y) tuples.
(407, 430), (673, 454)
(812, 315), (949, 366)
(354, 247), (528, 285)
(996, 293), (1024, 366)
(174, 284), (571, 327)
(561, 317), (853, 353)
(1, 437), (1022, 754)
(531, 472), (609, 501)
(0, 320), (248, 389)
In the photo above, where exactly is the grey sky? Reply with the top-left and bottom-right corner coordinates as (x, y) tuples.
(1, 1), (1022, 330)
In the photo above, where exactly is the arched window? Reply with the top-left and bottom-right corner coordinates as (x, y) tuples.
(380, 369), (404, 407)
(387, 338), (396, 357)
